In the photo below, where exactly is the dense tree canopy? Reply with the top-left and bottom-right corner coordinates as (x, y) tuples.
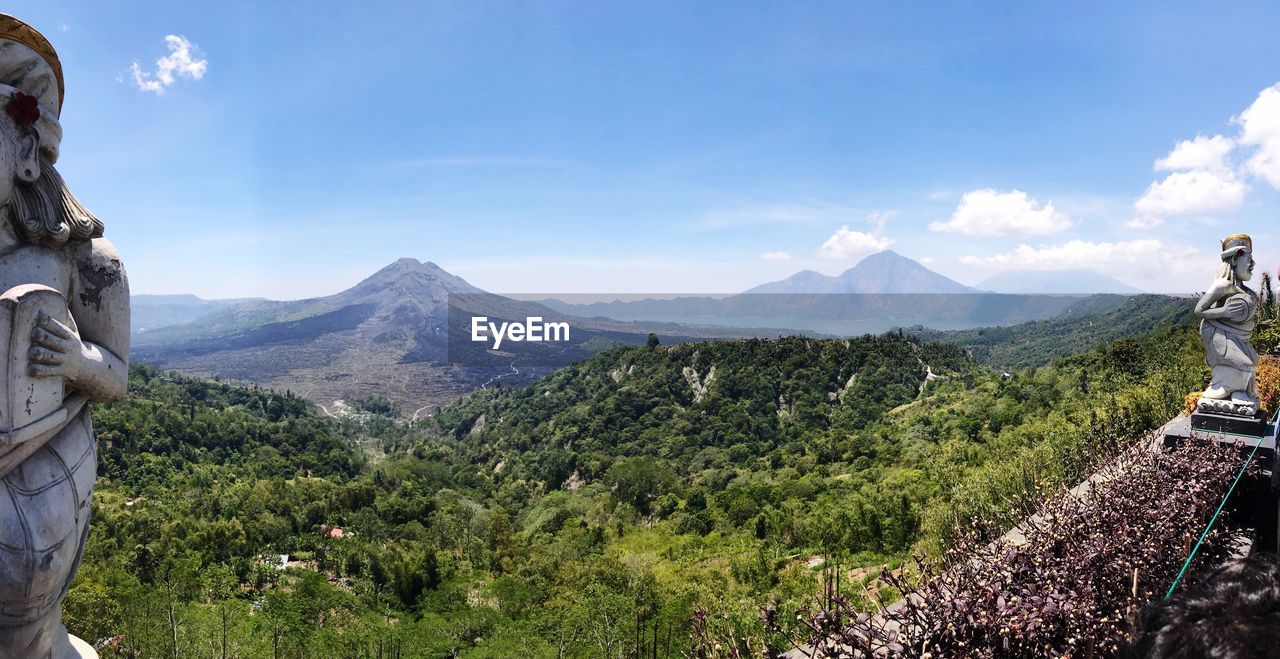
(68, 322), (1210, 657)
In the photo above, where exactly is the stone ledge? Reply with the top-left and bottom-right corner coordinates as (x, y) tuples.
(1192, 410), (1269, 437)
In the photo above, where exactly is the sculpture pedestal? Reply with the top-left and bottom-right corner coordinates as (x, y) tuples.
(1193, 396), (1268, 437)
(1192, 409), (1269, 437)
(68, 634), (97, 658)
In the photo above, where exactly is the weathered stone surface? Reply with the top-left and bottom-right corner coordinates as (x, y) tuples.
(0, 14), (127, 658)
(1197, 396), (1258, 418)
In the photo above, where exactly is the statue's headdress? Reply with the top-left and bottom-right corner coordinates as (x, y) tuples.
(0, 14), (99, 245)
(1221, 234), (1252, 261)
(0, 14), (62, 163)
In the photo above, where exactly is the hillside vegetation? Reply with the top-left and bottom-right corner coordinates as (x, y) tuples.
(71, 319), (1206, 657)
(910, 294), (1194, 370)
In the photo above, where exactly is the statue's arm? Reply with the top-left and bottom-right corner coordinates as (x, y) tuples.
(59, 238), (130, 402)
(1195, 292), (1228, 318)
(1196, 292), (1250, 322)
(76, 238), (129, 399)
(1195, 269), (1237, 319)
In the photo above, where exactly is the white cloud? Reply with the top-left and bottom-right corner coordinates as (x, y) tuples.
(959, 239), (1208, 292)
(929, 189), (1071, 237)
(1154, 134), (1235, 173)
(1124, 216), (1164, 230)
(129, 35), (207, 95)
(1126, 86), (1280, 228)
(817, 225), (893, 260)
(760, 251), (793, 261)
(865, 210), (896, 228)
(1237, 83), (1280, 190)
(1132, 169), (1246, 218)
(1130, 133), (1246, 228)
(815, 211), (895, 260)
(919, 256), (937, 266)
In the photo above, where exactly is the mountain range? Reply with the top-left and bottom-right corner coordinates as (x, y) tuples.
(745, 251), (1146, 295)
(130, 254), (1174, 413)
(537, 252), (1151, 334)
(132, 294), (262, 333)
(131, 259), (753, 414)
(975, 269), (1143, 295)
(744, 250), (977, 294)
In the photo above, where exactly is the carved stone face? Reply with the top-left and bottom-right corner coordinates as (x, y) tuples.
(1235, 254), (1256, 282)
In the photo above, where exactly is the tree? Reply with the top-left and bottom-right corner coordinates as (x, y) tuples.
(604, 457), (678, 514)
(1105, 338), (1146, 381)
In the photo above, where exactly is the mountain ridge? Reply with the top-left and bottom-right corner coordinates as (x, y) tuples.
(745, 250), (977, 294)
(976, 269), (1144, 295)
(131, 294), (264, 333)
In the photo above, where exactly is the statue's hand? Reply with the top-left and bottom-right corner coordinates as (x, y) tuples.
(1206, 275), (1235, 299)
(26, 309), (126, 402)
(27, 310), (87, 381)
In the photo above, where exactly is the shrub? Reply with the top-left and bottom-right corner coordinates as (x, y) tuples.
(1183, 390), (1201, 417)
(1257, 355), (1280, 416)
(762, 440), (1248, 657)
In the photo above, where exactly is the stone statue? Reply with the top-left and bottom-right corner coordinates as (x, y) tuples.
(1194, 234), (1259, 417)
(0, 15), (129, 659)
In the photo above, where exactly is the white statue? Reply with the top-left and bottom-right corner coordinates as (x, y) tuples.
(0, 15), (129, 659)
(1195, 234), (1259, 415)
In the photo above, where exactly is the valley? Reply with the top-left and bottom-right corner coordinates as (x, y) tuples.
(76, 297), (1212, 656)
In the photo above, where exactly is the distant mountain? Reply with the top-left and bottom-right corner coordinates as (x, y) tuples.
(131, 259), (757, 413)
(131, 294), (261, 334)
(745, 251), (976, 294)
(539, 293), (1126, 336)
(976, 269), (1144, 295)
(541, 252), (1109, 334)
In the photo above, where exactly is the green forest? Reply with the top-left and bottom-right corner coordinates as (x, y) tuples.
(67, 318), (1208, 657)
(908, 294), (1195, 370)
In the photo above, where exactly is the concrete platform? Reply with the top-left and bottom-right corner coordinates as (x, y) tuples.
(1160, 414), (1276, 467)
(1192, 409), (1270, 436)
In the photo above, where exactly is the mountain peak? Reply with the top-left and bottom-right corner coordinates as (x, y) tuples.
(835, 252), (974, 293)
(746, 251), (974, 294)
(841, 250), (912, 273)
(365, 258), (453, 278)
(346, 258), (482, 302)
(361, 258), (424, 280)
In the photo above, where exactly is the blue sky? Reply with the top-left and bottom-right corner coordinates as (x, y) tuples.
(8, 1), (1280, 298)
